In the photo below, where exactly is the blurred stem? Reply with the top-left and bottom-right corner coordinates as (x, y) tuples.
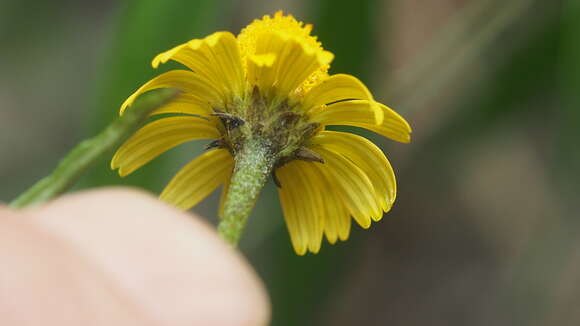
(558, 0), (580, 198)
(9, 89), (179, 208)
(388, 0), (496, 100)
(218, 138), (276, 246)
(390, 0), (533, 113)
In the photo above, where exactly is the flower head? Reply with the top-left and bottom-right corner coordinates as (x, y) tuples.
(111, 11), (411, 255)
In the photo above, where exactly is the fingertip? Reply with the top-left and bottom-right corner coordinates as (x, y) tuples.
(28, 187), (270, 326)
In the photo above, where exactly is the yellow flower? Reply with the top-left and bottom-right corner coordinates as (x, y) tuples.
(111, 11), (411, 255)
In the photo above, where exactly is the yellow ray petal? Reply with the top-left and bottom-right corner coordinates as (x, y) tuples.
(310, 100), (412, 143)
(149, 93), (213, 116)
(312, 147), (381, 228)
(336, 205), (351, 241)
(246, 53), (276, 90)
(302, 74), (383, 124)
(152, 41), (223, 97)
(294, 161), (325, 253)
(248, 31), (287, 95)
(308, 163), (351, 244)
(203, 32), (245, 96)
(111, 117), (219, 177)
(249, 31), (334, 98)
(237, 11), (331, 94)
(160, 149), (233, 210)
(277, 161), (325, 255)
(119, 70), (223, 115)
(277, 163), (307, 255)
(310, 131), (397, 215)
(322, 212), (338, 244)
(273, 36), (334, 98)
(152, 31), (245, 96)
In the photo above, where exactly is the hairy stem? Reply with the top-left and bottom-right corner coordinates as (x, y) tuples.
(218, 138), (276, 246)
(9, 89), (179, 208)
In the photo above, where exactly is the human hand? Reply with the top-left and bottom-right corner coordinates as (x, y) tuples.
(0, 188), (269, 325)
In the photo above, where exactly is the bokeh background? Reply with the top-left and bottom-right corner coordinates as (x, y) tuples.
(1, 0), (577, 325)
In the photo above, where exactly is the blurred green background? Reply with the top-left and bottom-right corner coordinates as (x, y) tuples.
(1, 0), (577, 325)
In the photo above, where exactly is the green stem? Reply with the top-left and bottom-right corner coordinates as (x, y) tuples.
(10, 89), (179, 208)
(218, 138), (277, 246)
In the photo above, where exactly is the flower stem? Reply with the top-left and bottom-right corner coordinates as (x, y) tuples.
(9, 88), (179, 208)
(218, 137), (276, 246)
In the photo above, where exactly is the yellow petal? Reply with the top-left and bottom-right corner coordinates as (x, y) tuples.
(160, 149), (233, 210)
(119, 70), (222, 115)
(111, 117), (219, 177)
(277, 159), (352, 250)
(312, 147), (381, 228)
(276, 163), (307, 255)
(310, 131), (397, 215)
(248, 32), (286, 95)
(152, 31), (245, 96)
(249, 31), (334, 98)
(308, 163), (351, 244)
(246, 53), (277, 90)
(335, 203), (352, 242)
(310, 100), (412, 143)
(294, 161), (326, 253)
(203, 32), (245, 96)
(274, 37), (334, 98)
(302, 74), (383, 124)
(150, 93), (213, 116)
(237, 12), (331, 95)
(277, 161), (325, 255)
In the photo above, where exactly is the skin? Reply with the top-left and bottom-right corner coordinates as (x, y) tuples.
(0, 188), (270, 326)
